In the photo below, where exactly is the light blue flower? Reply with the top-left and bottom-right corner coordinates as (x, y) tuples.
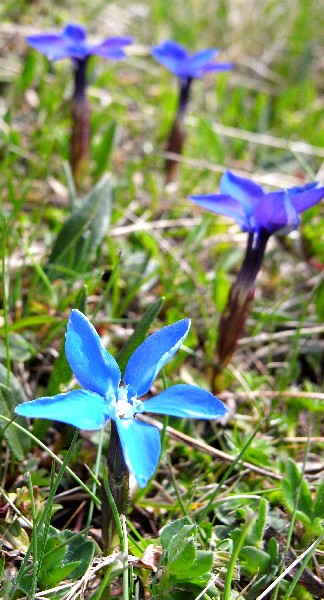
(151, 40), (233, 79)
(26, 23), (133, 62)
(15, 310), (227, 487)
(191, 171), (324, 236)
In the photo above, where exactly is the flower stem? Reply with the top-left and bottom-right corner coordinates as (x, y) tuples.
(71, 58), (90, 188)
(165, 76), (192, 183)
(101, 421), (129, 552)
(212, 230), (269, 393)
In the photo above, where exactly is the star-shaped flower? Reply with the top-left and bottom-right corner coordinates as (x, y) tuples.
(151, 40), (233, 79)
(26, 23), (133, 62)
(15, 310), (227, 487)
(190, 171), (324, 236)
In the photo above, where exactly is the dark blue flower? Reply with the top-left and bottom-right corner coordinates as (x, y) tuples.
(26, 23), (133, 62)
(190, 171), (324, 235)
(151, 40), (233, 79)
(15, 310), (227, 487)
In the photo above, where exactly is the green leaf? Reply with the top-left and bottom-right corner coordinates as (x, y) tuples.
(37, 527), (95, 589)
(0, 363), (28, 405)
(239, 546), (271, 576)
(266, 537), (279, 563)
(313, 481), (324, 519)
(160, 517), (193, 550)
(281, 458), (313, 519)
(213, 268), (230, 312)
(0, 333), (35, 362)
(174, 550), (213, 579)
(47, 173), (114, 276)
(0, 384), (28, 460)
(93, 121), (117, 178)
(60, 529), (96, 579)
(315, 280), (324, 321)
(166, 524), (197, 575)
(117, 297), (164, 375)
(246, 498), (269, 548)
(39, 561), (81, 589)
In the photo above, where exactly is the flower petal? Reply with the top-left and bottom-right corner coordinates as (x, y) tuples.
(116, 418), (161, 487)
(138, 384), (227, 419)
(201, 62), (234, 74)
(151, 40), (189, 76)
(62, 24), (87, 44)
(190, 193), (251, 230)
(289, 185), (324, 213)
(15, 390), (107, 430)
(26, 34), (69, 60)
(89, 36), (133, 59)
(124, 319), (190, 398)
(186, 48), (219, 76)
(254, 192), (299, 234)
(65, 310), (121, 398)
(220, 171), (264, 214)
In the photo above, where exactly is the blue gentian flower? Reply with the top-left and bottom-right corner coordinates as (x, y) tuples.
(151, 40), (233, 79)
(151, 41), (233, 183)
(26, 24), (132, 186)
(190, 171), (324, 236)
(190, 171), (324, 387)
(26, 23), (133, 62)
(15, 310), (227, 487)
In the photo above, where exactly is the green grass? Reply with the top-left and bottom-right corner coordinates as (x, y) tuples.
(0, 0), (324, 598)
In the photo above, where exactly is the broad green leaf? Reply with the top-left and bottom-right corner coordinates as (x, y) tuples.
(239, 546), (271, 576)
(0, 518), (30, 551)
(60, 529), (96, 579)
(37, 527), (95, 589)
(117, 297), (164, 375)
(0, 384), (28, 460)
(47, 172), (114, 275)
(160, 516), (193, 550)
(39, 561), (81, 589)
(174, 550), (213, 579)
(0, 363), (28, 406)
(0, 333), (35, 362)
(166, 524), (197, 574)
(282, 459), (313, 519)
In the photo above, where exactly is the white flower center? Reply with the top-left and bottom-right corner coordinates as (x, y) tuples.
(115, 386), (141, 419)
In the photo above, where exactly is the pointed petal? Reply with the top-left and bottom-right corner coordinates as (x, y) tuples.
(116, 419), (161, 487)
(15, 390), (107, 430)
(220, 171), (264, 213)
(152, 40), (188, 76)
(65, 310), (121, 398)
(201, 61), (234, 74)
(186, 48), (219, 76)
(288, 182), (317, 195)
(124, 320), (190, 398)
(138, 384), (227, 419)
(289, 185), (324, 213)
(190, 193), (251, 230)
(254, 192), (299, 234)
(26, 34), (69, 60)
(62, 24), (87, 43)
(89, 36), (133, 59)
